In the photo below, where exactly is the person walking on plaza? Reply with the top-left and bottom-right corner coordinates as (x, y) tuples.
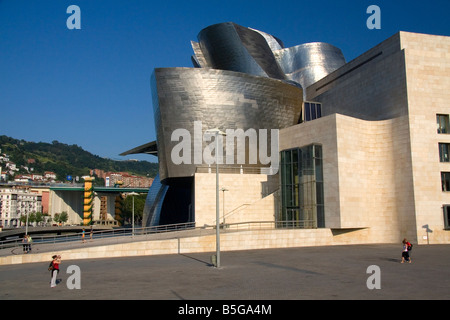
(401, 238), (411, 263)
(81, 228), (86, 243)
(27, 235), (32, 253)
(405, 238), (413, 262)
(49, 255), (61, 288)
(22, 235), (28, 253)
(21, 235), (32, 253)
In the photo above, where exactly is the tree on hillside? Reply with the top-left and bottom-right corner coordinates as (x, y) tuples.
(0, 135), (159, 180)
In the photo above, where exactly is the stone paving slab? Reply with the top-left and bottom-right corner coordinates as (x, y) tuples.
(0, 244), (448, 301)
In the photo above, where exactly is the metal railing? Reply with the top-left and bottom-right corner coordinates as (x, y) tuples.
(195, 165), (278, 175)
(0, 220), (316, 252)
(211, 220), (317, 231)
(0, 222), (195, 250)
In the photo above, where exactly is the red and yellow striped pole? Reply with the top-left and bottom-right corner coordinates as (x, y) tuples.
(83, 177), (94, 226)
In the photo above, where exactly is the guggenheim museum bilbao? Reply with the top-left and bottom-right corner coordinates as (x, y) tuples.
(123, 22), (450, 246)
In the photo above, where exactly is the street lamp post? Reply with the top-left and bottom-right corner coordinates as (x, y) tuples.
(25, 211), (29, 236)
(205, 128), (226, 268)
(128, 192), (139, 237)
(220, 187), (228, 224)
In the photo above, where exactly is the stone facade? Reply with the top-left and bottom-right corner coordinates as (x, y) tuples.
(194, 31), (450, 246)
(401, 32), (450, 244)
(280, 114), (415, 244)
(194, 173), (278, 227)
(280, 32), (450, 245)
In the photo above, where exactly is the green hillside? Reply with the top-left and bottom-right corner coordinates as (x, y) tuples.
(0, 135), (158, 182)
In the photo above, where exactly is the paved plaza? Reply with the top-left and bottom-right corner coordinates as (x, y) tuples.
(0, 243), (449, 301)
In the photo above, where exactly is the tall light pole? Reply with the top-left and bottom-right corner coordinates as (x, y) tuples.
(128, 192), (139, 237)
(25, 211), (29, 236)
(220, 187), (228, 224)
(205, 128), (226, 268)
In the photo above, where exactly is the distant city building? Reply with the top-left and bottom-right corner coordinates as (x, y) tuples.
(90, 169), (153, 188)
(0, 187), (42, 227)
(0, 152), (61, 183)
(14, 175), (32, 183)
(105, 172), (153, 188)
(0, 166), (7, 181)
(89, 169), (152, 188)
(31, 174), (43, 181)
(4, 162), (18, 175)
(90, 168), (106, 179)
(44, 172), (57, 181)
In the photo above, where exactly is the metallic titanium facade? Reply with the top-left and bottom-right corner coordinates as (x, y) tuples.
(153, 23), (346, 181)
(191, 22), (346, 89)
(274, 42), (346, 92)
(195, 22), (286, 80)
(141, 173), (168, 227)
(142, 22), (347, 226)
(152, 67), (303, 181)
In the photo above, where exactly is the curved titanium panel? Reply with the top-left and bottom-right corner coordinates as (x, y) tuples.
(193, 23), (345, 91)
(249, 28), (284, 51)
(196, 22), (286, 80)
(190, 41), (207, 68)
(152, 67), (303, 181)
(274, 42), (346, 90)
(142, 173), (168, 227)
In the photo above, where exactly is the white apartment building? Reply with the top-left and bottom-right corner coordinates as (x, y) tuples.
(0, 187), (42, 227)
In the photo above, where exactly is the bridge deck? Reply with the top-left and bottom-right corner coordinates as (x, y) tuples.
(0, 226), (114, 240)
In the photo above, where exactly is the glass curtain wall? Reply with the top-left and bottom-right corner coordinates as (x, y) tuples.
(280, 144), (324, 228)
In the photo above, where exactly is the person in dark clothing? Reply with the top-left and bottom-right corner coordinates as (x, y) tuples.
(401, 238), (411, 263)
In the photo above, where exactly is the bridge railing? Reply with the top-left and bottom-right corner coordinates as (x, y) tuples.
(0, 222), (196, 250)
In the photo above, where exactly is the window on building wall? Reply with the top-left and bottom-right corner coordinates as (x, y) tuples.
(439, 143), (450, 162)
(437, 114), (450, 134)
(441, 172), (450, 191)
(300, 102), (322, 123)
(443, 205), (450, 229)
(280, 144), (324, 228)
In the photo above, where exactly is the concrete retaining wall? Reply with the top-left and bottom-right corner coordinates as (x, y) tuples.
(0, 227), (375, 266)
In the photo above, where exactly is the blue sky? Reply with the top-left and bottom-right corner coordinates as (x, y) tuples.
(1, 0), (449, 162)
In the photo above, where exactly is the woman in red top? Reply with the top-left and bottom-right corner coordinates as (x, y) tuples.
(50, 255), (61, 288)
(406, 239), (412, 262)
(401, 239), (411, 263)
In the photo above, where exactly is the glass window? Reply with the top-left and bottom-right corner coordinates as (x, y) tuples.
(437, 114), (450, 134)
(305, 103), (311, 121)
(301, 102), (322, 123)
(444, 205), (450, 229)
(280, 144), (324, 229)
(311, 103), (316, 119)
(439, 143), (450, 162)
(315, 160), (323, 184)
(441, 172), (450, 191)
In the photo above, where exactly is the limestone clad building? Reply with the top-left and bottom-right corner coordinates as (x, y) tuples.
(124, 23), (450, 246)
(283, 31), (450, 245)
